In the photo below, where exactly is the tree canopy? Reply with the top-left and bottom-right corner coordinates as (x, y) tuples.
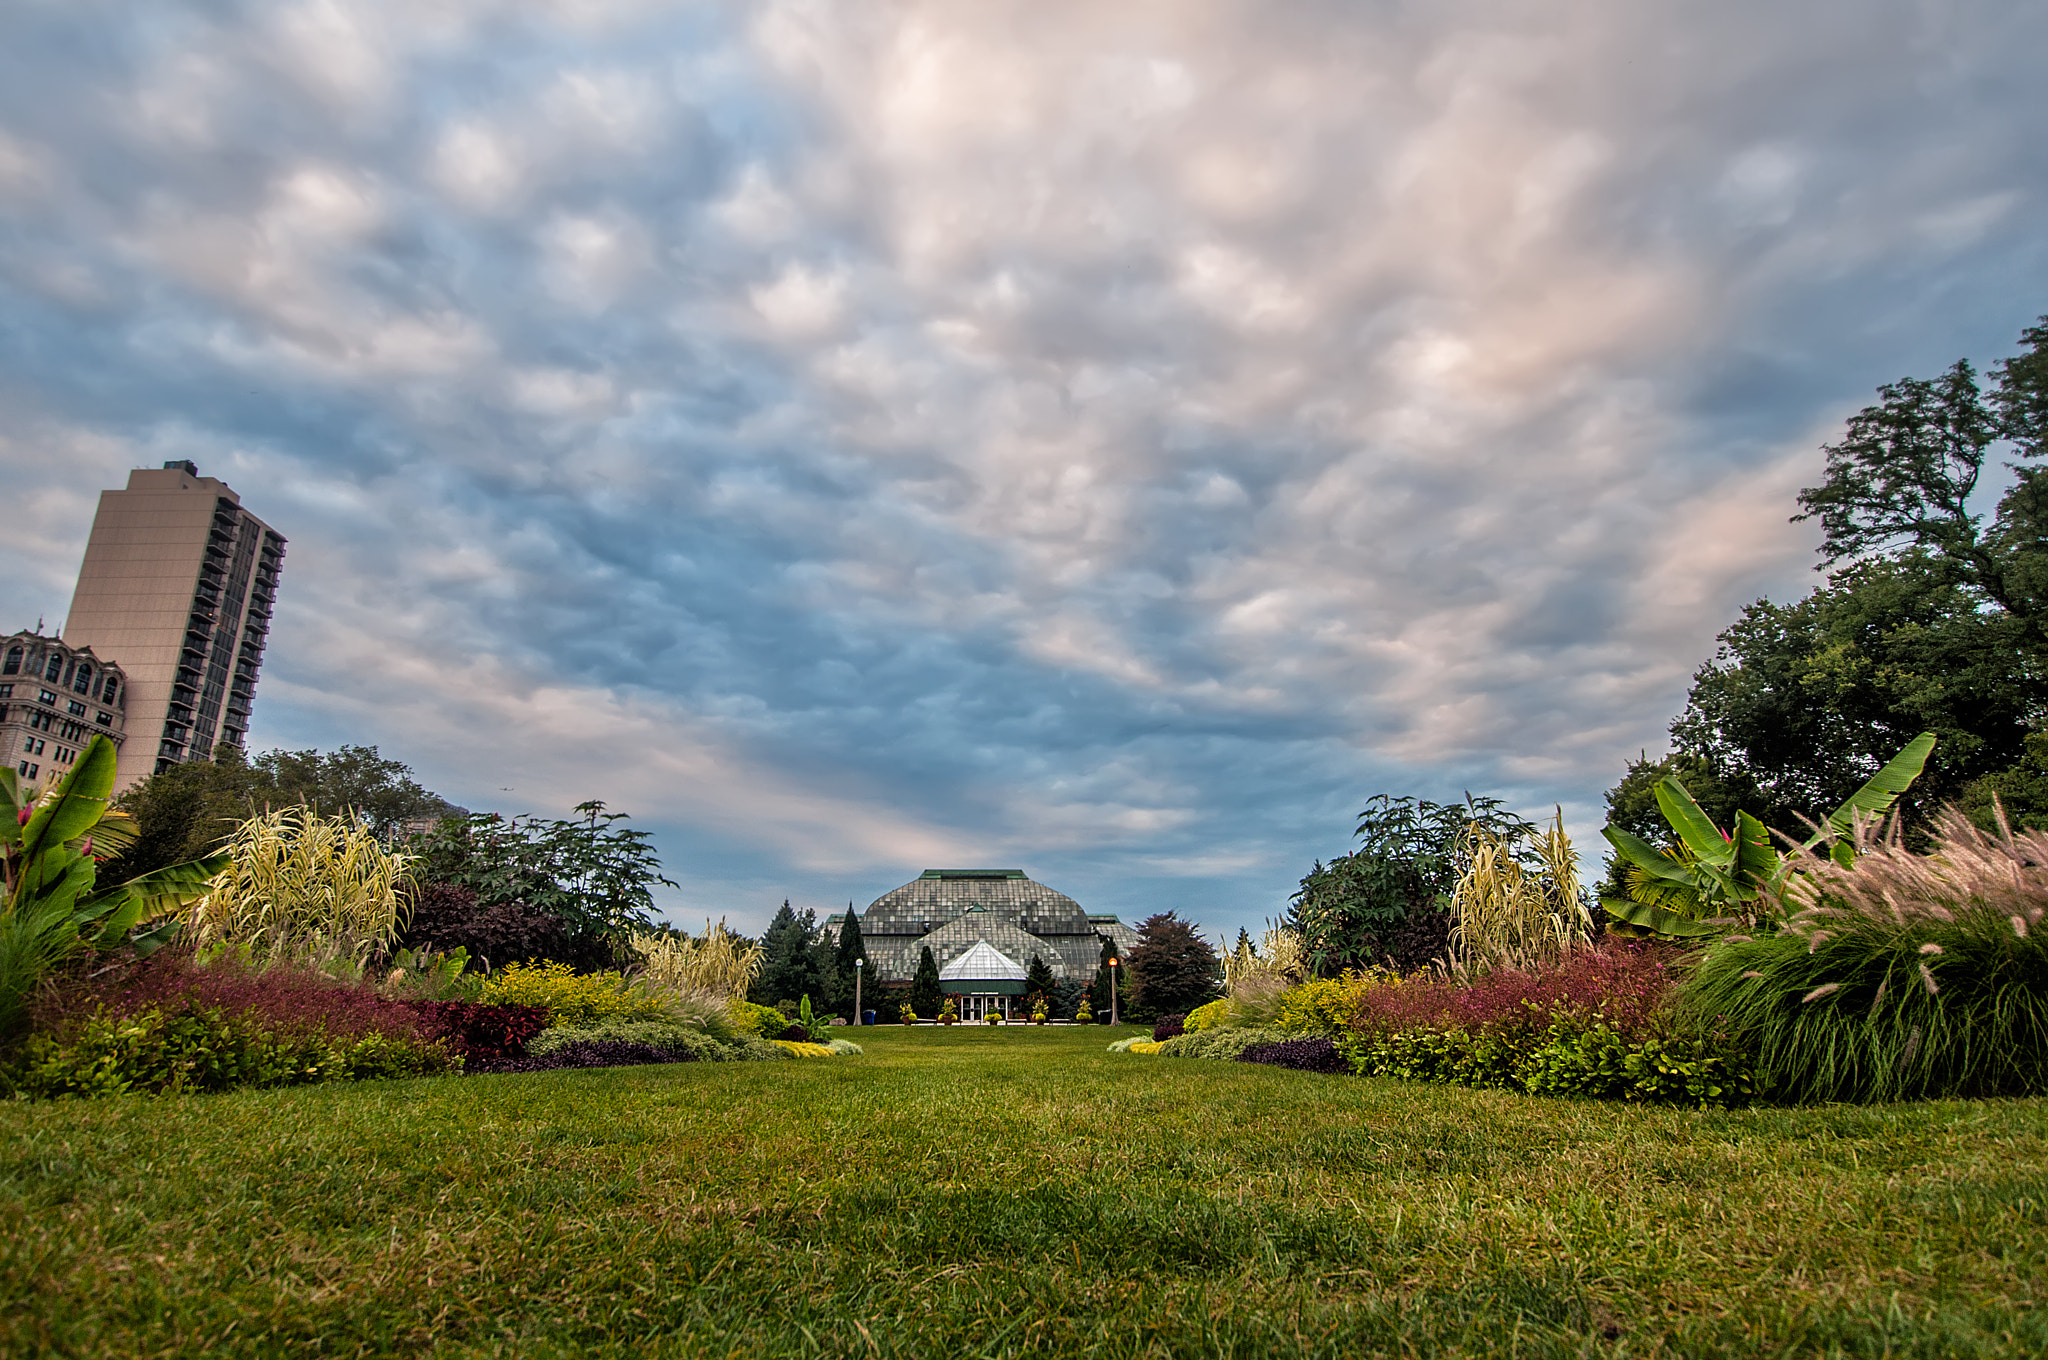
(1639, 315), (2048, 836)
(1123, 911), (1222, 1018)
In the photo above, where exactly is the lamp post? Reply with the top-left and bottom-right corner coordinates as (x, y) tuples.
(854, 957), (864, 1025)
(1107, 956), (1119, 1027)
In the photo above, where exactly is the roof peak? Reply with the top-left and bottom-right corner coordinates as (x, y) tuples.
(919, 869), (1026, 880)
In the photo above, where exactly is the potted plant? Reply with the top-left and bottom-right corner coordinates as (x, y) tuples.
(1075, 998), (1093, 1024)
(899, 1002), (917, 1025)
(939, 997), (958, 1025)
(1031, 999), (1048, 1024)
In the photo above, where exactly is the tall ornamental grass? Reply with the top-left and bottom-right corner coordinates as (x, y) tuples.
(1448, 810), (1593, 973)
(189, 808), (413, 967)
(1677, 807), (2048, 1103)
(630, 919), (763, 998)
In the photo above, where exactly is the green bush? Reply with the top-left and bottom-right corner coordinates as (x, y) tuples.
(1156, 1027), (1293, 1060)
(1184, 998), (1233, 1032)
(728, 999), (788, 1039)
(1338, 1017), (1754, 1108)
(527, 1020), (733, 1063)
(1676, 810), (2048, 1103)
(3, 1004), (454, 1099)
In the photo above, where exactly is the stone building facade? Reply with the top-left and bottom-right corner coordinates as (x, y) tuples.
(1, 630), (128, 790)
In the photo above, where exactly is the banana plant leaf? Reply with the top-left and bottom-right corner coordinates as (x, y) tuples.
(15, 737), (117, 879)
(76, 853), (228, 948)
(1802, 732), (1938, 856)
(1598, 895), (1724, 938)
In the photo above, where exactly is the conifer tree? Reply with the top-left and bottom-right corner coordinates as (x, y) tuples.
(910, 945), (943, 1018)
(1024, 952), (1057, 1014)
(830, 902), (869, 1013)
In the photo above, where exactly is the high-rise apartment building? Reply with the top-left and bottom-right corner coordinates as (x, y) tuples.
(62, 461), (285, 791)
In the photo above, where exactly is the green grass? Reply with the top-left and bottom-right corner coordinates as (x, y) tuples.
(3, 1024), (2044, 1358)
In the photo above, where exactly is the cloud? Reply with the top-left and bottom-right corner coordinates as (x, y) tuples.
(3, 0), (2045, 937)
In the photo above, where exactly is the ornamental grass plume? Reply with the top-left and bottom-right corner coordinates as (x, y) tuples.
(1676, 804), (2048, 1103)
(188, 807), (413, 968)
(1448, 809), (1594, 974)
(630, 919), (763, 999)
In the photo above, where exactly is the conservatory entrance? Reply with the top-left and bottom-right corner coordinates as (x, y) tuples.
(938, 940), (1029, 1021)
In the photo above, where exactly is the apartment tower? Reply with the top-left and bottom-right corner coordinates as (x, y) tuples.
(62, 461), (285, 791)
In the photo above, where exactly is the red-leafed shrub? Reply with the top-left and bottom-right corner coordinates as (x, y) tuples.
(1152, 1014), (1187, 1041)
(778, 1024), (812, 1043)
(35, 949), (428, 1044)
(1353, 939), (1680, 1044)
(403, 1001), (547, 1062)
(1238, 1036), (1347, 1073)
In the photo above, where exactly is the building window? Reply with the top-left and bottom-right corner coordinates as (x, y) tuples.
(44, 655), (62, 682)
(17, 761), (35, 778)
(0, 684), (11, 697)
(97, 711), (113, 726)
(67, 700), (86, 718)
(23, 737), (44, 756)
(2, 647), (19, 675)
(73, 664), (91, 694)
(101, 676), (119, 705)
(38, 689), (56, 704)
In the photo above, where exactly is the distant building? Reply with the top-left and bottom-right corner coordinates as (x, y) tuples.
(837, 869), (1139, 1020)
(0, 630), (129, 790)
(61, 461), (285, 791)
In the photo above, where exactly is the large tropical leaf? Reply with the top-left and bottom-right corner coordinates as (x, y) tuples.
(13, 736), (118, 892)
(1598, 895), (1724, 939)
(1807, 731), (1938, 848)
(79, 852), (230, 927)
(1652, 777), (1735, 868)
(1601, 826), (1697, 889)
(1729, 810), (1780, 895)
(0, 765), (22, 850)
(80, 807), (140, 858)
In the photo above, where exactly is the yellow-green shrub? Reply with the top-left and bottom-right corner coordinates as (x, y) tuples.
(773, 1040), (835, 1058)
(1185, 998), (1234, 1032)
(1276, 975), (1367, 1033)
(728, 1000), (788, 1039)
(476, 962), (668, 1027)
(1127, 1039), (1165, 1055)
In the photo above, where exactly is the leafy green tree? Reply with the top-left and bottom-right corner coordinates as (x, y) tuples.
(1288, 795), (1536, 976)
(108, 743), (455, 880)
(1638, 316), (2048, 844)
(1123, 912), (1222, 1019)
(909, 945), (943, 1019)
(1961, 729), (2048, 831)
(408, 801), (673, 970)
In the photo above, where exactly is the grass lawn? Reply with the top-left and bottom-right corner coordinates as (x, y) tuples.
(3, 1023), (2044, 1358)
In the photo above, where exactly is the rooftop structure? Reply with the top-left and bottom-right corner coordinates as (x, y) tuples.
(61, 461), (284, 791)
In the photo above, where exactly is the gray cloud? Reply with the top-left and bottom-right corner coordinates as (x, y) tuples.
(4, 0), (2045, 937)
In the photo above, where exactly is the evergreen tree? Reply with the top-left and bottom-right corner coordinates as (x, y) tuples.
(1024, 953), (1057, 1015)
(831, 902), (870, 1013)
(751, 901), (820, 1005)
(910, 945), (943, 1018)
(1125, 912), (1223, 1018)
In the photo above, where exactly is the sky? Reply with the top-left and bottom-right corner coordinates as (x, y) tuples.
(4, 0), (2045, 944)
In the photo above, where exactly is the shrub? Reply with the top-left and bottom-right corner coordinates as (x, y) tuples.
(1339, 1017), (1754, 1108)
(1352, 940), (1678, 1044)
(476, 1039), (687, 1074)
(1275, 975), (1368, 1033)
(4, 1003), (454, 1098)
(774, 1040), (835, 1058)
(1126, 1040), (1164, 1055)
(730, 1000), (789, 1039)
(475, 961), (669, 1027)
(404, 1000), (547, 1062)
(824, 1038), (863, 1055)
(529, 1020), (731, 1064)
(1239, 1036), (1347, 1073)
(1677, 809), (2048, 1103)
(1157, 1027), (1293, 1060)
(399, 883), (572, 972)
(1152, 1014), (1187, 1041)
(778, 1023), (812, 1042)
(1184, 999), (1232, 1032)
